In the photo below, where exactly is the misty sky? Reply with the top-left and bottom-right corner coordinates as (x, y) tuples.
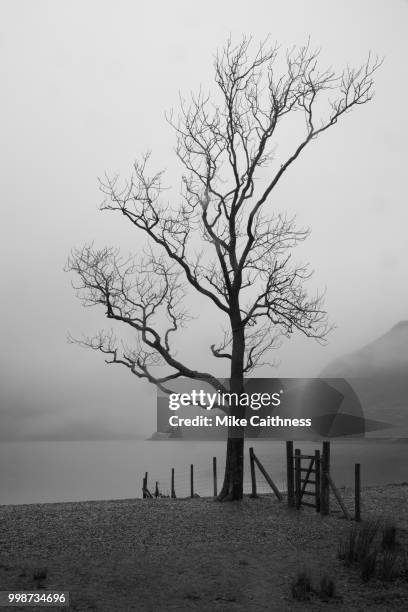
(1, 0), (407, 441)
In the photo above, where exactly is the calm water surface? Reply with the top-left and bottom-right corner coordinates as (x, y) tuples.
(0, 439), (407, 505)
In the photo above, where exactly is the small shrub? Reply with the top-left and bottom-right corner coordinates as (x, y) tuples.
(381, 521), (397, 551)
(319, 575), (336, 601)
(33, 568), (47, 589)
(291, 570), (313, 601)
(361, 550), (378, 583)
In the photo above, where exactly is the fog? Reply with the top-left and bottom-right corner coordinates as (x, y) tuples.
(1, 0), (407, 440)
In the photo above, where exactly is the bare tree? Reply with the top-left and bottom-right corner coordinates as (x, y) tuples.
(67, 37), (380, 500)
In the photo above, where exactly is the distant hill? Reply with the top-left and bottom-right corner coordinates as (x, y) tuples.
(320, 321), (408, 437)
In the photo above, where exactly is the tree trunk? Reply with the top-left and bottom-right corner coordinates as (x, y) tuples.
(218, 311), (245, 501)
(217, 432), (245, 500)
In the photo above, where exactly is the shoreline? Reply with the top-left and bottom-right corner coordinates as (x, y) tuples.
(0, 480), (407, 510)
(1, 480), (407, 510)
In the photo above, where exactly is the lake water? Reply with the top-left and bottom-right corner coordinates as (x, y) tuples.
(0, 439), (407, 505)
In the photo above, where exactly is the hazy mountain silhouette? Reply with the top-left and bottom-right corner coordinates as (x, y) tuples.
(320, 321), (408, 437)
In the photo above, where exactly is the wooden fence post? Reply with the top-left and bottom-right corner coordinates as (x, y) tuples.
(355, 463), (361, 522)
(171, 468), (176, 499)
(143, 471), (148, 499)
(286, 441), (295, 508)
(142, 472), (153, 499)
(213, 457), (217, 497)
(315, 449), (321, 513)
(249, 447), (258, 498)
(190, 464), (194, 498)
(321, 441), (330, 515)
(295, 449), (301, 509)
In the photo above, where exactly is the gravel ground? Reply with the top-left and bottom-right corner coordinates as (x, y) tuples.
(0, 485), (407, 611)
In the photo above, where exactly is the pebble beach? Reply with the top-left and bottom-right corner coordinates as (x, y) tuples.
(0, 485), (407, 611)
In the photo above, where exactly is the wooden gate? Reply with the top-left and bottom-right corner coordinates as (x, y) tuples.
(294, 448), (320, 511)
(286, 441), (326, 512)
(286, 441), (353, 519)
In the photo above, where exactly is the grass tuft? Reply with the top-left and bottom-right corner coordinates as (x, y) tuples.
(319, 575), (336, 601)
(379, 550), (400, 582)
(338, 520), (380, 566)
(381, 520), (397, 551)
(33, 567), (47, 589)
(360, 549), (378, 582)
(291, 569), (313, 601)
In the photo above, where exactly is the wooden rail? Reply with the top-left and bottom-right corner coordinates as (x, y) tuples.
(326, 472), (351, 520)
(249, 447), (282, 501)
